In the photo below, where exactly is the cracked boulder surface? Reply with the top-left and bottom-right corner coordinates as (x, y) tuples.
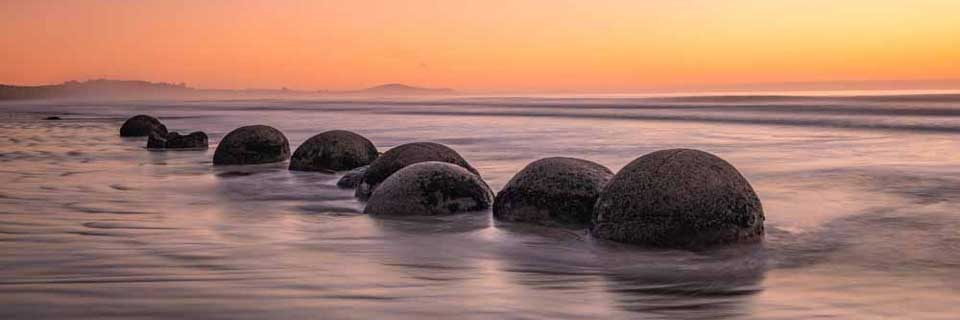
(363, 161), (492, 216)
(213, 125), (290, 165)
(592, 148), (764, 249)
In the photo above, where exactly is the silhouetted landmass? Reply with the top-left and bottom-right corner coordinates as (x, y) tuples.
(0, 80), (457, 100)
(0, 79), (326, 100)
(355, 83), (455, 95)
(318, 83), (456, 96)
(0, 80), (195, 100)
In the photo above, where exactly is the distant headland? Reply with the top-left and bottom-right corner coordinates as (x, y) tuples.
(339, 83), (455, 95)
(0, 79), (456, 101)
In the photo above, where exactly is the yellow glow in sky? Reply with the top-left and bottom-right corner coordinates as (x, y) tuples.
(1, 0), (958, 92)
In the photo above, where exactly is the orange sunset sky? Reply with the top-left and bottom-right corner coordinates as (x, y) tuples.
(2, 0), (959, 92)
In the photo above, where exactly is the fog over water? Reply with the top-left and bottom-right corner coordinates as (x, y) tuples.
(1, 94), (958, 319)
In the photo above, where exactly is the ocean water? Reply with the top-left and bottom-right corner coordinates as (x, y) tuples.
(1, 94), (958, 319)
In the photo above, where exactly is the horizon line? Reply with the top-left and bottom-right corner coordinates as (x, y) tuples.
(4, 77), (960, 95)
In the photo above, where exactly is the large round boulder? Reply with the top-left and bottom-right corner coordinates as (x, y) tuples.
(493, 157), (612, 227)
(592, 149), (764, 248)
(355, 142), (479, 199)
(289, 130), (378, 172)
(120, 115), (167, 137)
(213, 125), (290, 165)
(364, 162), (493, 216)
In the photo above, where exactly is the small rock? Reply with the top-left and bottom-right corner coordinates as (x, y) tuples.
(147, 132), (166, 149)
(356, 142), (479, 199)
(120, 115), (167, 137)
(44, 116), (62, 120)
(213, 125), (290, 165)
(167, 131), (208, 149)
(147, 131), (208, 149)
(494, 157), (612, 227)
(364, 162), (493, 216)
(337, 165), (368, 189)
(290, 130), (378, 172)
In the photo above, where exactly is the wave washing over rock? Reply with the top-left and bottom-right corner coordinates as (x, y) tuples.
(1, 94), (959, 319)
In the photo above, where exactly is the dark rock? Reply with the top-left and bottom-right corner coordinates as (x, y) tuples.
(167, 131), (208, 149)
(147, 131), (208, 149)
(119, 115), (167, 137)
(592, 149), (764, 248)
(44, 116), (62, 120)
(212, 125), (290, 165)
(493, 157), (612, 227)
(337, 165), (368, 189)
(355, 142), (479, 199)
(363, 162), (493, 216)
(289, 130), (378, 172)
(146, 132), (166, 149)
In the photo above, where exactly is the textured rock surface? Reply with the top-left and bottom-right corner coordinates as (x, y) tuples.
(147, 131), (208, 149)
(289, 130), (378, 172)
(212, 125), (290, 165)
(592, 149), (764, 248)
(119, 115), (167, 137)
(355, 142), (479, 199)
(363, 162), (492, 216)
(493, 157), (612, 226)
(337, 165), (368, 189)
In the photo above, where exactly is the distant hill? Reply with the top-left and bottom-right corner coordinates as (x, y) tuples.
(0, 79), (195, 100)
(350, 83), (455, 95)
(0, 79), (327, 100)
(0, 80), (456, 100)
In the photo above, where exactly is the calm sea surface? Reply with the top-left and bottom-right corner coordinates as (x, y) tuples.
(1, 94), (958, 319)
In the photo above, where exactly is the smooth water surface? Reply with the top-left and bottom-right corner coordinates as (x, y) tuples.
(1, 95), (958, 319)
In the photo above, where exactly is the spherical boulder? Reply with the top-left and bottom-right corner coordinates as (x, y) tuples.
(355, 142), (479, 199)
(147, 131), (208, 149)
(120, 115), (167, 137)
(493, 157), (613, 227)
(337, 165), (368, 189)
(213, 125), (290, 165)
(289, 130), (378, 172)
(364, 162), (493, 216)
(592, 149), (764, 248)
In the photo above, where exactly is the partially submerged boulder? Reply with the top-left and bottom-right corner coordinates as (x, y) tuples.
(147, 131), (208, 149)
(363, 162), (493, 216)
(355, 142), (479, 199)
(120, 115), (167, 137)
(146, 132), (168, 149)
(493, 157), (612, 227)
(336, 165), (368, 189)
(289, 130), (378, 172)
(592, 149), (764, 248)
(212, 125), (290, 165)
